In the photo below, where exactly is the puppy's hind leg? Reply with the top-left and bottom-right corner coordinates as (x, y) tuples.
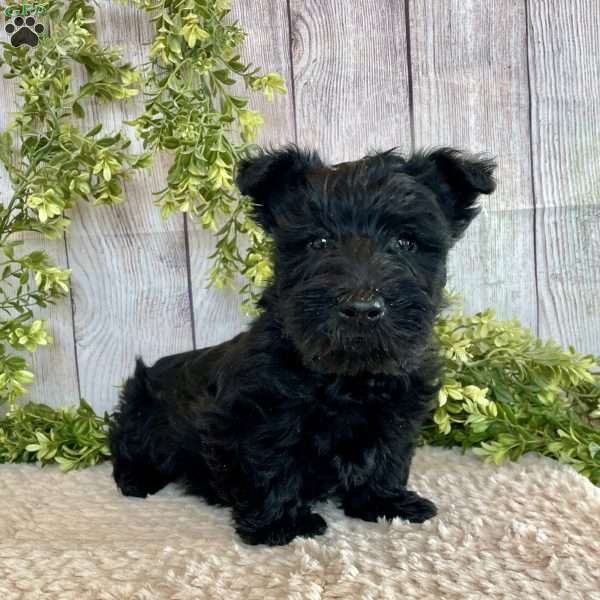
(109, 358), (178, 498)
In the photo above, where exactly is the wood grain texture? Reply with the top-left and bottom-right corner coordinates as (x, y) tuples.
(188, 0), (296, 350)
(2, 0), (600, 413)
(23, 237), (80, 408)
(290, 0), (411, 161)
(527, 0), (600, 352)
(409, 0), (538, 329)
(67, 2), (193, 413)
(0, 66), (80, 407)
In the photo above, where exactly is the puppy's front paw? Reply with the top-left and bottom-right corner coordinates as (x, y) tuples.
(236, 511), (327, 546)
(297, 511), (327, 536)
(112, 459), (168, 498)
(344, 490), (437, 524)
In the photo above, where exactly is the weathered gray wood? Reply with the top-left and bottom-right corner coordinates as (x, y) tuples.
(409, 0), (538, 330)
(188, 0), (296, 350)
(67, 2), (193, 413)
(2, 0), (600, 414)
(528, 0), (600, 353)
(3, 232), (80, 409)
(290, 0), (411, 162)
(0, 70), (80, 407)
(23, 237), (80, 408)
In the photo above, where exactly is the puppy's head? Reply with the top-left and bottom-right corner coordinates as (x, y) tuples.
(237, 144), (496, 375)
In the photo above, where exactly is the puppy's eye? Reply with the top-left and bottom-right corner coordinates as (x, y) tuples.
(309, 238), (331, 250)
(396, 237), (417, 252)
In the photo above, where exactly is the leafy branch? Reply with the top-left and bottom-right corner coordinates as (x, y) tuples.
(0, 399), (110, 471)
(125, 0), (285, 312)
(420, 293), (600, 484)
(0, 0), (150, 406)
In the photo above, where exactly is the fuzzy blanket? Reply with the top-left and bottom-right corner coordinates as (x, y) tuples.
(1, 447), (599, 599)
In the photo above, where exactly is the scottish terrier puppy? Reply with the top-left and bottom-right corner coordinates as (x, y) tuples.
(109, 145), (496, 546)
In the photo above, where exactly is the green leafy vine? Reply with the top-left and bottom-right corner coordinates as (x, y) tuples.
(0, 399), (110, 471)
(421, 294), (600, 484)
(124, 0), (285, 312)
(0, 0), (149, 405)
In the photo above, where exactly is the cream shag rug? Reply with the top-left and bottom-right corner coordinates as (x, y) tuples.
(1, 447), (599, 600)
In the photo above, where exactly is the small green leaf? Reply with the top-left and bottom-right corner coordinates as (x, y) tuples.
(72, 101), (85, 118)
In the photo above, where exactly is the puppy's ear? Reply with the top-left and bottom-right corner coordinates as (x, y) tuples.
(407, 148), (497, 240)
(236, 145), (324, 232)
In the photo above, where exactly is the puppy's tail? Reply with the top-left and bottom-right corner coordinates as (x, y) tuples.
(109, 357), (178, 497)
(123, 356), (153, 404)
(109, 356), (157, 461)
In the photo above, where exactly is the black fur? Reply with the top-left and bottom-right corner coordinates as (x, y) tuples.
(109, 144), (496, 546)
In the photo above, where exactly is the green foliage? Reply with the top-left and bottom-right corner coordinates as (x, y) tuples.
(124, 0), (285, 313)
(0, 295), (597, 485)
(0, 0), (149, 404)
(0, 399), (110, 471)
(420, 293), (600, 484)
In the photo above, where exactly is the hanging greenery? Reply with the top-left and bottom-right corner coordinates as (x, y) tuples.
(0, 0), (150, 406)
(123, 0), (285, 313)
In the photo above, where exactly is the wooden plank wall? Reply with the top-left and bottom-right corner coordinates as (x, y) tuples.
(0, 0), (598, 412)
(528, 0), (600, 354)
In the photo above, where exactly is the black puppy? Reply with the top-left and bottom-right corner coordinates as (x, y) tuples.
(109, 145), (496, 546)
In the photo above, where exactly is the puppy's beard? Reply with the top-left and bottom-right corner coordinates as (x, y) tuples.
(301, 340), (403, 376)
(309, 354), (402, 376)
(295, 325), (434, 376)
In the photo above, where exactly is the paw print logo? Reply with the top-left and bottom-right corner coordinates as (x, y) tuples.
(5, 15), (44, 48)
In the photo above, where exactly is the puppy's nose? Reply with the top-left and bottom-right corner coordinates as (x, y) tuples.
(338, 296), (385, 322)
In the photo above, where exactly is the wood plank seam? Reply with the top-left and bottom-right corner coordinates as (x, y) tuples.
(183, 215), (197, 350)
(286, 0), (299, 143)
(524, 0), (541, 337)
(62, 232), (82, 401)
(404, 0), (416, 152)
